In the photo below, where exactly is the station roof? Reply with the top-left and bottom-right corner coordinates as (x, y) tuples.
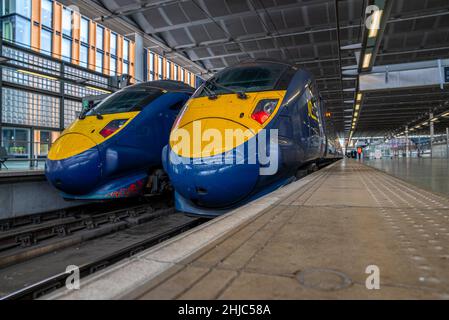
(62, 0), (449, 139)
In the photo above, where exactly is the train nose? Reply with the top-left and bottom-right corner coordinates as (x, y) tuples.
(46, 133), (102, 195)
(167, 150), (260, 208)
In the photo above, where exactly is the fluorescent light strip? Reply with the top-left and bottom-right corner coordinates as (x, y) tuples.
(86, 86), (112, 94)
(368, 10), (383, 38)
(362, 53), (372, 69)
(18, 69), (58, 81)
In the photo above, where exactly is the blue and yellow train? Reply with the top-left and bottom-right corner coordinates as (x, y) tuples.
(163, 59), (341, 216)
(46, 80), (194, 200)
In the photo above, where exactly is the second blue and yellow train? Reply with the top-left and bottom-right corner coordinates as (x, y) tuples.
(46, 80), (194, 199)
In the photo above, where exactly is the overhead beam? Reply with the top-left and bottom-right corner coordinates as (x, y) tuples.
(359, 59), (449, 92)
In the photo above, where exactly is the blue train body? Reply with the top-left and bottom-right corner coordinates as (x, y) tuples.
(46, 80), (194, 200)
(163, 60), (341, 216)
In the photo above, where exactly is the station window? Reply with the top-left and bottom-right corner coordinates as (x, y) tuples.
(33, 130), (59, 157)
(174, 65), (178, 80)
(166, 61), (171, 79)
(1, 0), (31, 18)
(1, 127), (30, 159)
(62, 8), (72, 37)
(96, 25), (104, 50)
(123, 39), (129, 62)
(122, 61), (128, 75)
(157, 56), (163, 79)
(110, 32), (117, 56)
(2, 15), (31, 48)
(95, 51), (103, 73)
(41, 0), (52, 28)
(80, 17), (89, 44)
(61, 37), (71, 62)
(181, 68), (185, 83)
(110, 56), (116, 76)
(148, 52), (154, 81)
(40, 28), (52, 56)
(79, 44), (88, 68)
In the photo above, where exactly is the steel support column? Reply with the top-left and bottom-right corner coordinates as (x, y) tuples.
(430, 113), (434, 158)
(446, 127), (449, 159)
(405, 126), (409, 158)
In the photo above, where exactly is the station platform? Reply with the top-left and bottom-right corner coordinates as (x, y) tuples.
(0, 169), (83, 219)
(0, 169), (45, 181)
(46, 160), (449, 300)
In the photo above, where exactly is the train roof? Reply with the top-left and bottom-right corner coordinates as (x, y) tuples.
(125, 80), (195, 94)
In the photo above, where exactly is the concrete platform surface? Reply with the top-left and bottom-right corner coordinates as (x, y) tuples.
(0, 169), (44, 178)
(364, 158), (449, 196)
(47, 160), (449, 300)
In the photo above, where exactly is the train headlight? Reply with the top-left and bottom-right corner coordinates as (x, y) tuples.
(251, 99), (279, 125)
(100, 119), (128, 138)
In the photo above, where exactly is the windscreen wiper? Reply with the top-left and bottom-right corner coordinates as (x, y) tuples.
(202, 84), (218, 100)
(93, 110), (104, 120)
(207, 80), (248, 100)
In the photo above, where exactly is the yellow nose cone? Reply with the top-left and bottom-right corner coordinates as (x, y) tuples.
(48, 133), (97, 160)
(170, 118), (255, 158)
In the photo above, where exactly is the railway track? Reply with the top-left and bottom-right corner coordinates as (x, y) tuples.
(0, 197), (173, 268)
(1, 214), (204, 300)
(0, 196), (206, 300)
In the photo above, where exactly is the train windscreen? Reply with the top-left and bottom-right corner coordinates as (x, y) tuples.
(87, 89), (163, 115)
(196, 63), (290, 97)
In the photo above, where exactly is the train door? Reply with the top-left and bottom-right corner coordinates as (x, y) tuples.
(290, 90), (309, 162)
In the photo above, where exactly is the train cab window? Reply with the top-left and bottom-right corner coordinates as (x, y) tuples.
(87, 89), (163, 115)
(196, 63), (288, 97)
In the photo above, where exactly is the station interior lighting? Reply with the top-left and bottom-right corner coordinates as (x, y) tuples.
(362, 53), (372, 69)
(368, 10), (383, 38)
(18, 69), (58, 81)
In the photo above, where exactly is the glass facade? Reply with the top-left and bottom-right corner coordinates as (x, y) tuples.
(2, 87), (60, 128)
(122, 61), (128, 75)
(64, 99), (82, 127)
(34, 129), (59, 157)
(1, 0), (31, 18)
(79, 44), (88, 68)
(145, 49), (195, 85)
(2, 67), (60, 93)
(40, 28), (52, 56)
(2, 15), (31, 48)
(110, 32), (117, 56)
(62, 8), (72, 36)
(123, 39), (129, 61)
(95, 51), (103, 73)
(61, 37), (71, 62)
(174, 64), (178, 80)
(41, 0), (52, 28)
(110, 56), (116, 76)
(80, 17), (89, 44)
(1, 127), (30, 158)
(166, 61), (171, 79)
(157, 56), (163, 79)
(96, 25), (104, 50)
(0, 0), (197, 165)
